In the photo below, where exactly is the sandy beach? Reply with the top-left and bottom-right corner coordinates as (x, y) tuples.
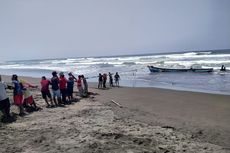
(0, 75), (230, 153)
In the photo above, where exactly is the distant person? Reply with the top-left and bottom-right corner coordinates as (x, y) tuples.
(114, 72), (120, 87)
(40, 76), (54, 107)
(108, 72), (113, 87)
(50, 71), (61, 106)
(98, 73), (103, 88)
(67, 73), (75, 101)
(59, 72), (67, 104)
(220, 65), (226, 71)
(102, 73), (107, 88)
(0, 75), (12, 121)
(77, 75), (83, 97)
(11, 74), (25, 116)
(82, 75), (88, 97)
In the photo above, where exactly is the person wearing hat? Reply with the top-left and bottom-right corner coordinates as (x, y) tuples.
(50, 71), (61, 106)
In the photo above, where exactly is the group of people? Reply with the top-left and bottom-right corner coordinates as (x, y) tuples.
(0, 74), (39, 121)
(40, 71), (88, 108)
(98, 72), (120, 88)
(0, 71), (89, 122)
(0, 71), (121, 122)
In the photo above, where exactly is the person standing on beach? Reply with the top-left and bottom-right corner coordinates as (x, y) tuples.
(102, 73), (107, 88)
(59, 72), (68, 104)
(11, 74), (25, 116)
(51, 71), (61, 106)
(40, 76), (54, 107)
(82, 75), (88, 96)
(77, 75), (83, 97)
(114, 72), (120, 87)
(98, 73), (103, 88)
(108, 72), (113, 87)
(67, 73), (74, 102)
(0, 75), (12, 121)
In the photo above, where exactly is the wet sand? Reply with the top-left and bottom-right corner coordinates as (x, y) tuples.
(0, 75), (230, 153)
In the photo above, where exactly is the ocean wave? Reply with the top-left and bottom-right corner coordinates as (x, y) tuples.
(122, 62), (136, 65)
(93, 63), (114, 68)
(197, 51), (212, 55)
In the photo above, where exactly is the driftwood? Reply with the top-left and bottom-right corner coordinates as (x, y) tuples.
(110, 99), (122, 107)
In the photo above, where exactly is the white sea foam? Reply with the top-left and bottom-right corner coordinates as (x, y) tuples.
(1, 51), (230, 95)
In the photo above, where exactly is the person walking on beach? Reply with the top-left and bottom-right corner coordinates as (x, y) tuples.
(20, 79), (39, 111)
(59, 72), (68, 104)
(0, 75), (12, 121)
(102, 73), (107, 88)
(77, 75), (83, 97)
(98, 73), (103, 88)
(40, 76), (54, 107)
(108, 72), (113, 87)
(51, 71), (62, 106)
(114, 72), (120, 87)
(82, 75), (88, 97)
(11, 74), (25, 116)
(67, 73), (75, 102)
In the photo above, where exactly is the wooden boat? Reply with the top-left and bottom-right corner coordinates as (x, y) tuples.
(147, 66), (213, 73)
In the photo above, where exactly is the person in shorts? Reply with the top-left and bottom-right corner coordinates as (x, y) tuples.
(50, 71), (62, 106)
(40, 76), (54, 107)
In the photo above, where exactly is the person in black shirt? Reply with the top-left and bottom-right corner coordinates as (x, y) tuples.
(51, 71), (61, 106)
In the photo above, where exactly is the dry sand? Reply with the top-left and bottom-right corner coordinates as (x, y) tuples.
(0, 75), (230, 153)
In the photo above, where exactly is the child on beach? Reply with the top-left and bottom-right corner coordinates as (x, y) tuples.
(0, 75), (12, 121)
(11, 74), (25, 116)
(40, 76), (54, 107)
(20, 79), (39, 112)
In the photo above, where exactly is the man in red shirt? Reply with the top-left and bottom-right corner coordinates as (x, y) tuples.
(40, 76), (55, 107)
(59, 72), (67, 104)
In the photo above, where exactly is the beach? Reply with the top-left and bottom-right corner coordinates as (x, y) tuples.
(0, 75), (230, 153)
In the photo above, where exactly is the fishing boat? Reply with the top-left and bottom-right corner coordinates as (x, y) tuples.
(147, 66), (213, 73)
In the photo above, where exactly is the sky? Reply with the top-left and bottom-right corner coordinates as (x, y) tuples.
(0, 0), (230, 61)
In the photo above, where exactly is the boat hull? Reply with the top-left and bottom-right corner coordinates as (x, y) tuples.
(148, 66), (213, 73)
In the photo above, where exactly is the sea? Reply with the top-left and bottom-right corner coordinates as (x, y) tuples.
(0, 50), (230, 95)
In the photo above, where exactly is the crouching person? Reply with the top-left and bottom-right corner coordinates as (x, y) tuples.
(20, 79), (40, 112)
(0, 75), (12, 122)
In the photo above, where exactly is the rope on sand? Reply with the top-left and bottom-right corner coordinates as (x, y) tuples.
(110, 99), (122, 108)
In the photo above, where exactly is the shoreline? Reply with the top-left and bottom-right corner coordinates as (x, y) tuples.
(1, 74), (230, 96)
(1, 75), (230, 152)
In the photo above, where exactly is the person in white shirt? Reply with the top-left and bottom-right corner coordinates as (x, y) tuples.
(0, 75), (11, 121)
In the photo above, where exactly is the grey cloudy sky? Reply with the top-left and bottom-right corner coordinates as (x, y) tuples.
(0, 0), (230, 61)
